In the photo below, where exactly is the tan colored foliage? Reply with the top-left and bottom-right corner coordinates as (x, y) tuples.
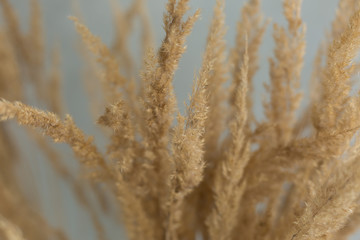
(0, 0), (360, 239)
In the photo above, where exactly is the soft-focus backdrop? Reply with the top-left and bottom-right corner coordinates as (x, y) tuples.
(5, 0), (360, 239)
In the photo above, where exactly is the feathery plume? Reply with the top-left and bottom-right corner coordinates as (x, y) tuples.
(206, 36), (250, 240)
(0, 100), (111, 180)
(0, 215), (26, 240)
(231, 0), (267, 124)
(264, 0), (305, 146)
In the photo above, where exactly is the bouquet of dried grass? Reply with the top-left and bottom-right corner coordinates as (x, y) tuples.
(0, 0), (360, 239)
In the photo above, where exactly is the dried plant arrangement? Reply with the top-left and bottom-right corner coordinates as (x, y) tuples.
(0, 0), (360, 239)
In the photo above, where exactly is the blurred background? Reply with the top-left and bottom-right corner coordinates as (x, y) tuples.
(4, 0), (359, 239)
